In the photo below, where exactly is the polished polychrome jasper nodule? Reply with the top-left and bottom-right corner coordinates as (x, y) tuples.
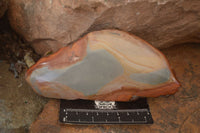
(26, 30), (180, 101)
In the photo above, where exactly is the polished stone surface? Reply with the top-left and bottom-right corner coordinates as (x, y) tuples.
(30, 44), (200, 133)
(26, 30), (179, 101)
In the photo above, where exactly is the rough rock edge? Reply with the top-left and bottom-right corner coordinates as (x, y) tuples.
(7, 0), (200, 54)
(0, 0), (8, 18)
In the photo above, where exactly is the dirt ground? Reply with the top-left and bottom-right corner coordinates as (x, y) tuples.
(0, 61), (48, 133)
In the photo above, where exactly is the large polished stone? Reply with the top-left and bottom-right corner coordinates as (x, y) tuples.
(26, 30), (179, 101)
(29, 44), (200, 133)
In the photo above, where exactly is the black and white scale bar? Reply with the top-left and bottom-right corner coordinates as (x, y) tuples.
(59, 98), (153, 124)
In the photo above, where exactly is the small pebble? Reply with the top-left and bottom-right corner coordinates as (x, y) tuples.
(18, 83), (23, 88)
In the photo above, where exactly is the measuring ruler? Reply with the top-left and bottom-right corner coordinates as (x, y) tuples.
(59, 98), (153, 124)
